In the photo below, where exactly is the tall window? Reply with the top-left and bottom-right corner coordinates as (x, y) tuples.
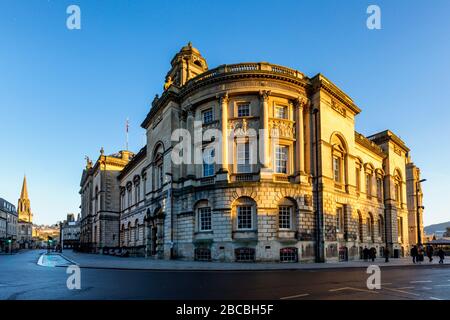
(365, 174), (372, 198)
(203, 148), (215, 177)
(237, 206), (253, 230)
(202, 108), (213, 124)
(275, 145), (288, 174)
(135, 219), (139, 241)
(275, 105), (288, 119)
(376, 177), (383, 200)
(333, 156), (341, 182)
(237, 103), (250, 117)
(279, 206), (292, 230)
(355, 166), (361, 192)
(358, 211), (363, 240)
(154, 152), (164, 190)
(378, 215), (385, 242)
(367, 213), (374, 241)
(237, 142), (251, 173)
(198, 207), (212, 231)
(135, 183), (140, 204)
(336, 206), (345, 233)
(120, 192), (125, 211)
(127, 189), (132, 208)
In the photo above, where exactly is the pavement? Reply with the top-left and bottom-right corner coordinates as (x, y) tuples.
(59, 249), (450, 271)
(0, 250), (449, 300)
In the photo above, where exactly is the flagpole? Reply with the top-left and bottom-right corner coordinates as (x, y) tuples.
(126, 118), (129, 151)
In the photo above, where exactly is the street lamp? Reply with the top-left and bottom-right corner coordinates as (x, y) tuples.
(416, 178), (426, 245)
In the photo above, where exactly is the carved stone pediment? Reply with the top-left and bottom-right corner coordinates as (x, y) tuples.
(269, 118), (295, 139)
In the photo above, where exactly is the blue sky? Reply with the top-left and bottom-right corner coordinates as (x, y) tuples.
(0, 0), (449, 226)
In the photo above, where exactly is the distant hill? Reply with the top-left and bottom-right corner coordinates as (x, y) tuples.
(424, 221), (450, 235)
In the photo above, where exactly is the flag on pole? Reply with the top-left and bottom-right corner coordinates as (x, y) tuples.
(126, 118), (129, 150)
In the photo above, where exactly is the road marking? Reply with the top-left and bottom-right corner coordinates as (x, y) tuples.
(280, 293), (310, 300)
(410, 280), (432, 283)
(397, 286), (414, 289)
(381, 283), (392, 285)
(329, 287), (378, 294)
(383, 287), (419, 296)
(435, 284), (450, 287)
(429, 297), (443, 300)
(422, 287), (432, 290)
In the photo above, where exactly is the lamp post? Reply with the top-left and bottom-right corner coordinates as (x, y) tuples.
(416, 178), (426, 245)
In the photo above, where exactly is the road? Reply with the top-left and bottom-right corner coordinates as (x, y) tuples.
(0, 250), (449, 300)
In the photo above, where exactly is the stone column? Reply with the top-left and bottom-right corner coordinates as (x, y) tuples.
(186, 108), (195, 178)
(295, 97), (306, 174)
(220, 92), (229, 172)
(260, 90), (271, 169)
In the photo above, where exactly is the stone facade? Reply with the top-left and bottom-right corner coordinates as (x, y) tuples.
(80, 43), (424, 262)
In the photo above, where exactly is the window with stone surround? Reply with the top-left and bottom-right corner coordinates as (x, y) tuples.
(394, 170), (403, 207)
(274, 104), (288, 119)
(202, 108), (213, 124)
(236, 141), (251, 173)
(378, 214), (385, 242)
(198, 207), (212, 231)
(358, 210), (363, 241)
(194, 247), (211, 261)
(278, 197), (295, 230)
(237, 206), (253, 230)
(275, 145), (289, 174)
(237, 103), (250, 117)
(202, 148), (215, 177)
(367, 212), (374, 241)
(376, 176), (383, 201)
(355, 159), (362, 193)
(280, 247), (298, 262)
(235, 247), (255, 262)
(153, 144), (164, 190)
(331, 134), (347, 186)
(135, 219), (139, 242)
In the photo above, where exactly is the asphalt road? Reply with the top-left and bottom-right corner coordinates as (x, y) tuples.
(0, 250), (449, 300)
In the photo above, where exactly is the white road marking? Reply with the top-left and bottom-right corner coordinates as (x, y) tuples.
(429, 297), (443, 300)
(422, 287), (432, 290)
(397, 286), (414, 289)
(381, 283), (392, 285)
(329, 287), (378, 294)
(410, 280), (432, 283)
(383, 287), (420, 296)
(435, 284), (450, 287)
(280, 293), (310, 300)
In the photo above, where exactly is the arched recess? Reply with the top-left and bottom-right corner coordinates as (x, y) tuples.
(231, 196), (257, 232)
(277, 197), (297, 231)
(330, 132), (348, 187)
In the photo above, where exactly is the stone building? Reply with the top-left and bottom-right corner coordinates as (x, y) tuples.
(80, 43), (424, 262)
(0, 197), (18, 252)
(61, 213), (81, 249)
(79, 149), (133, 252)
(17, 176), (33, 249)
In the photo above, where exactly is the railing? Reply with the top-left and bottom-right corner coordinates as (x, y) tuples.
(232, 173), (258, 182)
(185, 62), (305, 88)
(200, 177), (215, 185)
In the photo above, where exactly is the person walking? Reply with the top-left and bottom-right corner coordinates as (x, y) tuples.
(426, 245), (434, 263)
(417, 245), (424, 264)
(384, 247), (390, 263)
(411, 245), (418, 264)
(363, 247), (369, 261)
(438, 248), (445, 264)
(370, 247), (376, 262)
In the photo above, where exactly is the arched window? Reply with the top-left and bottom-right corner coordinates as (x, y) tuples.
(378, 215), (385, 242)
(367, 213), (374, 242)
(376, 170), (383, 201)
(135, 219), (139, 241)
(394, 169), (403, 207)
(134, 175), (141, 204)
(127, 221), (131, 245)
(153, 144), (164, 190)
(358, 210), (363, 241)
(331, 134), (347, 186)
(364, 163), (374, 199)
(278, 198), (295, 230)
(233, 197), (257, 231)
(195, 200), (212, 232)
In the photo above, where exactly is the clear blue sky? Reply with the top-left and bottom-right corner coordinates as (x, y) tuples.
(0, 0), (449, 226)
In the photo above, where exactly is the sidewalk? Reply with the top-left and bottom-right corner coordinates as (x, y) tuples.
(59, 250), (450, 271)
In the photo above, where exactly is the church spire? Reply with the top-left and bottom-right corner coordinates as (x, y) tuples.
(20, 175), (29, 200)
(18, 175), (32, 223)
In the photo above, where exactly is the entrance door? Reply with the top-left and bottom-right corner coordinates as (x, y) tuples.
(151, 226), (157, 256)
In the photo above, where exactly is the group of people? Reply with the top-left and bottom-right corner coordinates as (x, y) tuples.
(361, 245), (446, 264)
(410, 244), (446, 264)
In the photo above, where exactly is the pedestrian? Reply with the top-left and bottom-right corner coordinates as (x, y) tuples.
(384, 247), (390, 263)
(370, 247), (376, 262)
(417, 245), (424, 264)
(438, 249), (445, 264)
(411, 245), (418, 264)
(426, 245), (434, 263)
(363, 247), (369, 261)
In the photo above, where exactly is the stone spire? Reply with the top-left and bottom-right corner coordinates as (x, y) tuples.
(18, 175), (32, 223)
